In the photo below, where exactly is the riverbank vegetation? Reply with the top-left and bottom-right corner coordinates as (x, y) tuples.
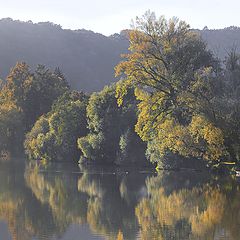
(0, 11), (240, 171)
(115, 11), (240, 170)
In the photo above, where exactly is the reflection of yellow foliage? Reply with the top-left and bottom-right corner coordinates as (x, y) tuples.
(78, 174), (104, 198)
(136, 175), (228, 240)
(116, 230), (124, 240)
(0, 199), (32, 240)
(0, 200), (18, 220)
(79, 175), (117, 240)
(25, 169), (51, 204)
(25, 170), (85, 226)
(190, 189), (226, 236)
(87, 198), (103, 233)
(156, 188), (186, 225)
(135, 199), (164, 240)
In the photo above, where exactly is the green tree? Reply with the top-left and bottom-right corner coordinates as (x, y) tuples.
(24, 91), (88, 162)
(78, 84), (147, 165)
(0, 101), (23, 153)
(0, 62), (69, 129)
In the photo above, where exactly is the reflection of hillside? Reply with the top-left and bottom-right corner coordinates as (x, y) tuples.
(136, 172), (240, 240)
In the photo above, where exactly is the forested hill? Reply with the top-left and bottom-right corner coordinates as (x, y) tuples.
(0, 18), (129, 92)
(0, 18), (240, 91)
(199, 26), (240, 59)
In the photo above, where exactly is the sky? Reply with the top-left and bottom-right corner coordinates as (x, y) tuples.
(0, 0), (240, 35)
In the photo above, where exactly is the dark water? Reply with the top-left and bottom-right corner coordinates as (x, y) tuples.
(0, 159), (240, 240)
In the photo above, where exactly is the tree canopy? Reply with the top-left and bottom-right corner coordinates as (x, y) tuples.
(78, 84), (148, 165)
(115, 11), (232, 168)
(0, 63), (69, 153)
(24, 91), (88, 162)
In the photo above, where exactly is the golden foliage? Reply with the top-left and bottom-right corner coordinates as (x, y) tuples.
(115, 12), (226, 164)
(136, 179), (227, 239)
(116, 230), (124, 240)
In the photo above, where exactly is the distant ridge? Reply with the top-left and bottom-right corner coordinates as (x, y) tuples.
(0, 18), (129, 92)
(0, 18), (240, 91)
(198, 26), (240, 59)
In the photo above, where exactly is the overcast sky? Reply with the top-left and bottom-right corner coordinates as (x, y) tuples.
(1, 0), (239, 35)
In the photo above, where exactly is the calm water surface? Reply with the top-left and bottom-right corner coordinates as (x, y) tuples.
(0, 158), (240, 240)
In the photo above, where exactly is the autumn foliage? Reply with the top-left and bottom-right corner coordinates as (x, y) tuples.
(115, 11), (240, 168)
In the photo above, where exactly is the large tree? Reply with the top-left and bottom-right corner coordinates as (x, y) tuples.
(0, 62), (69, 153)
(115, 12), (225, 167)
(0, 62), (69, 130)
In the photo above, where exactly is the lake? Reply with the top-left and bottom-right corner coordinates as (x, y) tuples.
(0, 158), (239, 240)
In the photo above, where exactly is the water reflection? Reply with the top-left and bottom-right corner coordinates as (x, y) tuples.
(0, 160), (240, 240)
(77, 165), (149, 239)
(136, 171), (240, 240)
(0, 160), (60, 240)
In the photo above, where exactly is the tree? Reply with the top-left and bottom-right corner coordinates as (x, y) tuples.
(78, 84), (147, 165)
(0, 62), (69, 130)
(0, 101), (23, 153)
(25, 64), (69, 128)
(212, 49), (240, 162)
(0, 62), (29, 152)
(115, 11), (226, 167)
(24, 91), (88, 162)
(0, 62), (69, 153)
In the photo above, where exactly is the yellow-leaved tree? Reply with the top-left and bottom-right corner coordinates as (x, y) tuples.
(115, 11), (226, 168)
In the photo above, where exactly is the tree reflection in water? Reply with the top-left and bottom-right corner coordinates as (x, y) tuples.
(24, 162), (149, 240)
(0, 160), (240, 240)
(136, 171), (240, 240)
(0, 160), (60, 240)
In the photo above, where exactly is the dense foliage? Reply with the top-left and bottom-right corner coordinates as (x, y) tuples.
(78, 84), (148, 165)
(24, 91), (88, 162)
(115, 11), (240, 169)
(0, 63), (69, 153)
(0, 12), (239, 171)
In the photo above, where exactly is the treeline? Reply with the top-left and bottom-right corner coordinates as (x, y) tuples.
(0, 62), (148, 166)
(1, 12), (240, 170)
